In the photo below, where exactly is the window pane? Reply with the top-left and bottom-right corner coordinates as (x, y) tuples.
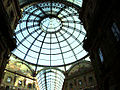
(111, 22), (120, 41)
(99, 48), (104, 63)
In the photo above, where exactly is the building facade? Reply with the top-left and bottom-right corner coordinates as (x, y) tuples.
(0, 58), (38, 90)
(62, 61), (97, 90)
(0, 0), (21, 84)
(80, 0), (120, 90)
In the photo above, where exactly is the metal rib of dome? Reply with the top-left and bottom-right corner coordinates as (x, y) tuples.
(12, 0), (87, 67)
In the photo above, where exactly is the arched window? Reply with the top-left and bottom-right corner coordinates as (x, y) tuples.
(18, 80), (22, 86)
(28, 83), (32, 88)
(98, 48), (104, 63)
(6, 76), (12, 83)
(78, 80), (82, 85)
(111, 22), (120, 41)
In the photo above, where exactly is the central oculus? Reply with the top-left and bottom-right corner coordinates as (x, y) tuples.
(40, 17), (62, 33)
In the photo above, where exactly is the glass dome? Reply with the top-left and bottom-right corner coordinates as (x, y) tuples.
(12, 0), (87, 67)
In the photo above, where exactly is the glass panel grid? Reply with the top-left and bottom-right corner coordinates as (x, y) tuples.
(37, 69), (65, 90)
(13, 1), (87, 67)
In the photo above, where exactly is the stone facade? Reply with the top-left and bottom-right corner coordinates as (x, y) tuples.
(62, 61), (97, 90)
(0, 58), (38, 90)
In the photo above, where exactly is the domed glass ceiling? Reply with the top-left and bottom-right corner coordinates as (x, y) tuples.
(13, 1), (87, 67)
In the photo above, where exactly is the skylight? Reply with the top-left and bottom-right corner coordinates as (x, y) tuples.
(37, 68), (65, 90)
(12, 1), (87, 67)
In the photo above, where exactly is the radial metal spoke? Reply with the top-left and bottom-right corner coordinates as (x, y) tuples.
(16, 24), (38, 34)
(34, 33), (47, 72)
(55, 33), (66, 71)
(17, 28), (41, 47)
(50, 0), (52, 14)
(61, 28), (82, 45)
(35, 4), (46, 15)
(23, 31), (43, 60)
(62, 25), (86, 35)
(57, 6), (66, 16)
(59, 31), (78, 60)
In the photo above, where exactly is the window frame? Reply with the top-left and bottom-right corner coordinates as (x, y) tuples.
(111, 22), (120, 42)
(98, 48), (104, 63)
(6, 76), (12, 83)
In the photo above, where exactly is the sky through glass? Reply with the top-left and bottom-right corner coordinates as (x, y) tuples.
(12, 1), (87, 67)
(37, 68), (65, 90)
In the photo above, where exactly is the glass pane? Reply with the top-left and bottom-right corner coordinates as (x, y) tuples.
(12, 1), (87, 67)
